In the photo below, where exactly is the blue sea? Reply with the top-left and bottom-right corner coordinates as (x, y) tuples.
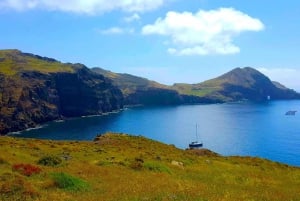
(12, 100), (300, 166)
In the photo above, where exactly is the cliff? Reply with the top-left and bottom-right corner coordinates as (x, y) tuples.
(0, 50), (123, 134)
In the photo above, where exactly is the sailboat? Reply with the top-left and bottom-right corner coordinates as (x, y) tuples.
(189, 124), (203, 149)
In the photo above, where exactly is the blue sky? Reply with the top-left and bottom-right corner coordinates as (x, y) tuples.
(1, 0), (300, 91)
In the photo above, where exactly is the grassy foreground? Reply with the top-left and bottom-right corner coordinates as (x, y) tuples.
(0, 133), (300, 201)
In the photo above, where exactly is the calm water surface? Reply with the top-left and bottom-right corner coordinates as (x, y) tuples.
(13, 100), (300, 166)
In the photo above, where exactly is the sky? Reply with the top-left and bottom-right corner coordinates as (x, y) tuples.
(0, 0), (300, 91)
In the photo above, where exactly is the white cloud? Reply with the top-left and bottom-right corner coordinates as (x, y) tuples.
(142, 8), (264, 56)
(98, 27), (135, 35)
(124, 13), (141, 22)
(0, 0), (167, 14)
(258, 68), (300, 91)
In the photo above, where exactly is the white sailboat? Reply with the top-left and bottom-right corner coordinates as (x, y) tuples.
(189, 124), (203, 149)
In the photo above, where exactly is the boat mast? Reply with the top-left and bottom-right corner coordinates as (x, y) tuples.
(196, 123), (198, 141)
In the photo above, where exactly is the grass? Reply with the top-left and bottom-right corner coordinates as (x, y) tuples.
(92, 67), (170, 96)
(0, 133), (300, 201)
(0, 49), (74, 76)
(144, 161), (171, 173)
(172, 83), (221, 97)
(51, 172), (89, 191)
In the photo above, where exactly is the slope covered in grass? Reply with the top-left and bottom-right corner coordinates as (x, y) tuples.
(92, 67), (197, 106)
(1, 133), (299, 201)
(0, 50), (75, 75)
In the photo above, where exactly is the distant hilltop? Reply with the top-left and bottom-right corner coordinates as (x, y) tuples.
(172, 67), (300, 102)
(0, 49), (299, 134)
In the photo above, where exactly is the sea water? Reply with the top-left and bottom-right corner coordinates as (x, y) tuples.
(13, 100), (300, 166)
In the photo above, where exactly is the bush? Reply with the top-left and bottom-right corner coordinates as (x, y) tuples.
(38, 155), (62, 167)
(51, 172), (89, 192)
(12, 164), (42, 176)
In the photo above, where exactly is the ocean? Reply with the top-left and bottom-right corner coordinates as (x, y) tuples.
(13, 100), (300, 166)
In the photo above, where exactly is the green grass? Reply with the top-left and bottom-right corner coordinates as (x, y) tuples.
(92, 67), (170, 96)
(143, 161), (171, 173)
(51, 172), (89, 192)
(172, 83), (221, 97)
(0, 133), (300, 201)
(0, 49), (74, 75)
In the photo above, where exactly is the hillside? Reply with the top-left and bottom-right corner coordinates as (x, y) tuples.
(0, 50), (123, 135)
(0, 133), (299, 201)
(92, 67), (205, 105)
(92, 67), (168, 93)
(173, 67), (300, 102)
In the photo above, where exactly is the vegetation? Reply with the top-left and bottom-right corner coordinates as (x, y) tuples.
(0, 133), (300, 201)
(0, 49), (74, 75)
(51, 172), (89, 191)
(172, 67), (300, 102)
(38, 155), (62, 167)
(92, 67), (168, 96)
(12, 164), (42, 177)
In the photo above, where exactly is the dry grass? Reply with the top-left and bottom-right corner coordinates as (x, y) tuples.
(0, 133), (300, 201)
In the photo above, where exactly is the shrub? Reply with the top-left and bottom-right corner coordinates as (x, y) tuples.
(38, 155), (62, 167)
(12, 164), (42, 176)
(51, 172), (89, 191)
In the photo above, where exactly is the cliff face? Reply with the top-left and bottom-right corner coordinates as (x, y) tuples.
(55, 67), (123, 117)
(0, 50), (123, 135)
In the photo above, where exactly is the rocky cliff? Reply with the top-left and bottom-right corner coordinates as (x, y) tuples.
(0, 50), (123, 135)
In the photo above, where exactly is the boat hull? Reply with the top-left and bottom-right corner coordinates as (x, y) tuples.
(189, 142), (203, 148)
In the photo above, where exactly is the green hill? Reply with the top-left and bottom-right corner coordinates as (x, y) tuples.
(92, 67), (201, 105)
(92, 67), (169, 95)
(172, 67), (300, 102)
(0, 133), (299, 201)
(0, 49), (75, 75)
(0, 50), (123, 135)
